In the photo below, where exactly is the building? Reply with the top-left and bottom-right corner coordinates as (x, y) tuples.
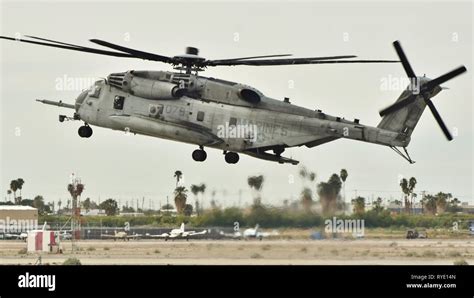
(461, 202), (474, 214)
(81, 209), (107, 216)
(0, 205), (39, 232)
(0, 205), (38, 221)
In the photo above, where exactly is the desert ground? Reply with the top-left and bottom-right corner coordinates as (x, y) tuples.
(1, 238), (473, 265)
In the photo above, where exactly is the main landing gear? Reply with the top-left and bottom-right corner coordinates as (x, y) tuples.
(224, 151), (239, 164)
(192, 146), (207, 162)
(191, 147), (240, 164)
(78, 124), (93, 138)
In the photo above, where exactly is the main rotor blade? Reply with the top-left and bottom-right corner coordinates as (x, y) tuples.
(90, 39), (172, 63)
(210, 54), (293, 63)
(25, 35), (90, 48)
(425, 98), (453, 141)
(379, 93), (418, 116)
(207, 58), (398, 66)
(393, 40), (416, 78)
(425, 66), (467, 90)
(0, 35), (135, 57)
(207, 54), (358, 65)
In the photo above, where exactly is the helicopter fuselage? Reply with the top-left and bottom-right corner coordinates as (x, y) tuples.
(70, 70), (409, 164)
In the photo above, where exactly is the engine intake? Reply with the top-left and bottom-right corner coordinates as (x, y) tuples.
(239, 88), (261, 104)
(108, 71), (186, 100)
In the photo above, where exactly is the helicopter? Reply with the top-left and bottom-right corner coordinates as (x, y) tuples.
(0, 35), (467, 164)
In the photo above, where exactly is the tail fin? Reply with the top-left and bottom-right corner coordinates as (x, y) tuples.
(180, 223), (185, 232)
(377, 90), (427, 141)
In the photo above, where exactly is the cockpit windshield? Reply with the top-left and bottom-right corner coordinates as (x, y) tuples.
(75, 90), (88, 105)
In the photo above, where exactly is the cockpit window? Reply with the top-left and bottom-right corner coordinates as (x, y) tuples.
(76, 90), (88, 105)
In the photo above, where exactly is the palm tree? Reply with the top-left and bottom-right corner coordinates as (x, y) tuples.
(373, 197), (384, 213)
(7, 190), (12, 202)
(317, 174), (342, 216)
(340, 169), (348, 204)
(17, 178), (25, 199)
(301, 188), (313, 211)
(174, 186), (188, 213)
(408, 177), (417, 213)
(191, 184), (200, 215)
(399, 178), (412, 213)
(174, 170), (183, 187)
(191, 185), (199, 197)
(198, 183), (206, 212)
(435, 192), (450, 214)
(422, 195), (437, 215)
(352, 196), (365, 214)
(247, 175), (264, 205)
(298, 166), (316, 211)
(10, 180), (19, 204)
(451, 197), (460, 207)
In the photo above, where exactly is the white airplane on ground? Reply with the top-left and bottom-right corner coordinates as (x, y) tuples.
(221, 224), (279, 240)
(4, 232), (28, 241)
(146, 223), (206, 241)
(101, 231), (142, 241)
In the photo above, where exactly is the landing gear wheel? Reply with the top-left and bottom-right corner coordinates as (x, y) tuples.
(192, 149), (207, 162)
(78, 125), (93, 138)
(225, 152), (239, 164)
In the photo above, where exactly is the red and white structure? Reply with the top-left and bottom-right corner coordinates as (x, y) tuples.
(27, 230), (57, 253)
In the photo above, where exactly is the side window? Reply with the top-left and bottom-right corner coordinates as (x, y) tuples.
(229, 117), (237, 126)
(114, 95), (125, 110)
(197, 111), (205, 122)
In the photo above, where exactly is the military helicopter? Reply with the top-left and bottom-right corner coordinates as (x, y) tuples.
(1, 35), (467, 164)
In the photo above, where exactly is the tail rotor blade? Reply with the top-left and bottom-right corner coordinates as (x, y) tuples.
(393, 41), (416, 78)
(379, 94), (417, 116)
(425, 98), (453, 141)
(425, 66), (467, 90)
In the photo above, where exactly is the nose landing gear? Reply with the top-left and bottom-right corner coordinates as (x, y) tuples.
(78, 124), (93, 138)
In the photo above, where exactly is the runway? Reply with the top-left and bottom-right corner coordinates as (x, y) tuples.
(1, 239), (473, 265)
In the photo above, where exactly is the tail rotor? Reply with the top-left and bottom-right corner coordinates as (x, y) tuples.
(379, 41), (467, 141)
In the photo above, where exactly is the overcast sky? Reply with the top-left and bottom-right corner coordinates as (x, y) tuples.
(0, 0), (472, 209)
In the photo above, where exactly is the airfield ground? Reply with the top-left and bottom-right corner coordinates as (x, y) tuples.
(1, 238), (473, 265)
